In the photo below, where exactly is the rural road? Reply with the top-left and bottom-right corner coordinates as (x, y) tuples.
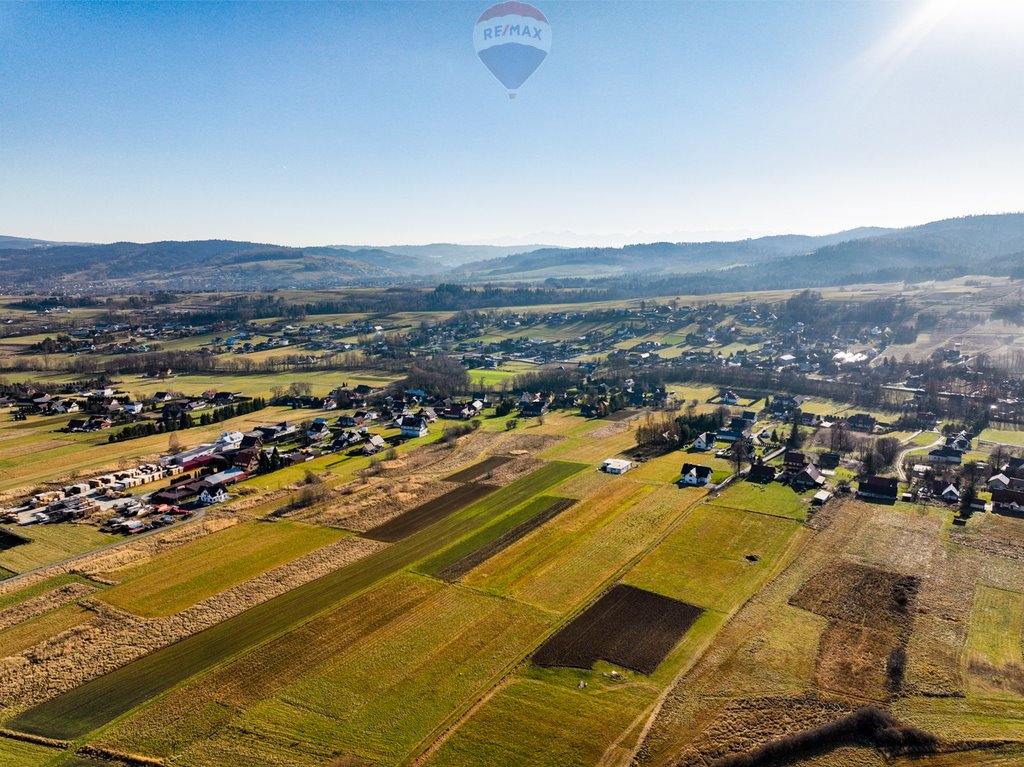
(894, 432), (941, 482)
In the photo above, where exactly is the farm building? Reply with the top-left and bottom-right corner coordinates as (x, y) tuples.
(680, 463), (713, 486)
(812, 490), (832, 505)
(601, 458), (633, 475)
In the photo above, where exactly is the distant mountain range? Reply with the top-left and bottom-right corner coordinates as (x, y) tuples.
(2, 214), (1023, 293)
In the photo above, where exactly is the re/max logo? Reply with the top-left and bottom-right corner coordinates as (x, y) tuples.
(482, 24), (543, 41)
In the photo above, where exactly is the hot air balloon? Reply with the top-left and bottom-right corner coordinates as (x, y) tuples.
(473, 2), (551, 98)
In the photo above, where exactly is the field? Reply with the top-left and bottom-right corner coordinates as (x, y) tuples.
(707, 479), (814, 521)
(0, 524), (117, 574)
(532, 584), (703, 674)
(5, 282), (1024, 765)
(964, 585), (1024, 698)
(98, 520), (346, 617)
(0, 603), (91, 657)
(7, 461), (586, 740)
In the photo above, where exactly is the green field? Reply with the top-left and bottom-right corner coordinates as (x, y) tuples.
(416, 495), (573, 578)
(964, 585), (1024, 699)
(0, 525), (118, 574)
(7, 461), (586, 740)
(624, 504), (803, 612)
(706, 480), (812, 521)
(99, 521), (347, 617)
(980, 425), (1024, 447)
(0, 737), (56, 767)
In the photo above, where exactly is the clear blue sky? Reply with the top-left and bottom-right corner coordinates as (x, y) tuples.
(1, 0), (1021, 246)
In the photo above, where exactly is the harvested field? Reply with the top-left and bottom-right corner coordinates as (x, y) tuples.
(8, 464), (582, 740)
(0, 582), (95, 631)
(790, 561), (920, 700)
(363, 483), (498, 542)
(428, 496), (576, 582)
(532, 584), (703, 674)
(445, 455), (512, 483)
(98, 521), (346, 617)
(789, 561), (920, 634)
(288, 477), (461, 532)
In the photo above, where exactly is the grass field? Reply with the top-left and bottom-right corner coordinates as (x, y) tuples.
(465, 483), (696, 613)
(425, 670), (656, 767)
(8, 461), (585, 740)
(706, 480), (813, 521)
(201, 577), (549, 766)
(99, 521), (347, 617)
(416, 495), (574, 579)
(624, 504), (803, 612)
(0, 525), (118, 574)
(0, 603), (92, 659)
(0, 737), (56, 767)
(964, 585), (1024, 699)
(980, 425), (1024, 447)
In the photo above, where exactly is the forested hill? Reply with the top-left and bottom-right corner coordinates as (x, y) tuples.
(2, 214), (1024, 293)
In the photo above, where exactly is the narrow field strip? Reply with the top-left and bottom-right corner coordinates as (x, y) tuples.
(444, 455), (512, 484)
(428, 497), (577, 582)
(7, 461), (586, 741)
(363, 483), (498, 543)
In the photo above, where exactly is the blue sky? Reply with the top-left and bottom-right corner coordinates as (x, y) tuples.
(1, 0), (1022, 246)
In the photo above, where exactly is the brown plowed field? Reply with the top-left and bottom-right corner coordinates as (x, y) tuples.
(445, 456), (512, 484)
(532, 584), (702, 675)
(362, 483), (498, 542)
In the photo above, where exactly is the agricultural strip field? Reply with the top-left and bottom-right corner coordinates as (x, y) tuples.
(427, 486), (807, 767)
(964, 585), (1024, 698)
(444, 455), (511, 483)
(532, 584), (703, 674)
(0, 604), (92, 658)
(706, 480), (813, 521)
(98, 521), (346, 617)
(363, 483), (498, 543)
(0, 736), (56, 767)
(463, 482), (696, 613)
(8, 460), (586, 740)
(424, 496), (576, 582)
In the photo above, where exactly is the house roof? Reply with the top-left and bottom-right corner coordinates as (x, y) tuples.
(681, 463), (713, 478)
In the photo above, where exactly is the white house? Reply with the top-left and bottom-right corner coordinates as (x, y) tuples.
(399, 416), (429, 439)
(198, 486), (229, 505)
(692, 432), (717, 451)
(680, 463), (714, 486)
(601, 458), (633, 475)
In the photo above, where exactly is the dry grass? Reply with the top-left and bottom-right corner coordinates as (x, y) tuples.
(0, 536), (384, 709)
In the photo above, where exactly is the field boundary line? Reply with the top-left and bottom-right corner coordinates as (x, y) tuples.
(404, 489), (709, 767)
(703, 501), (808, 523)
